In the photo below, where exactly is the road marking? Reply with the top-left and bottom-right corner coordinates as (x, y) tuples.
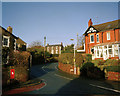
(42, 66), (49, 73)
(54, 74), (73, 80)
(90, 84), (120, 93)
(55, 65), (58, 70)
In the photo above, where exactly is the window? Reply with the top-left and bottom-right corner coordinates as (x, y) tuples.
(3, 36), (10, 47)
(108, 45), (112, 57)
(56, 46), (58, 54)
(91, 48), (94, 54)
(96, 34), (99, 42)
(90, 34), (94, 43)
(114, 45), (118, 56)
(51, 46), (54, 54)
(107, 32), (110, 40)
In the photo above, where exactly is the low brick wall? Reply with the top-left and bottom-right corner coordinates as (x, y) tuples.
(58, 62), (80, 75)
(107, 71), (120, 81)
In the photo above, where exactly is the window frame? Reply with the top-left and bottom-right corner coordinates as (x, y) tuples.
(107, 32), (110, 40)
(3, 36), (10, 47)
(90, 34), (94, 43)
(96, 34), (99, 43)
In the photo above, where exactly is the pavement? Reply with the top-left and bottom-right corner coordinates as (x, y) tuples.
(2, 78), (45, 95)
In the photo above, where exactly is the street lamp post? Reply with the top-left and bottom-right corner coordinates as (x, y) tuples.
(70, 39), (76, 74)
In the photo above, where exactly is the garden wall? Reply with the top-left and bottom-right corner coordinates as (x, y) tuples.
(107, 72), (120, 81)
(58, 62), (80, 75)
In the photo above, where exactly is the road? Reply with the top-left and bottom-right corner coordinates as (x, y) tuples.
(22, 62), (120, 95)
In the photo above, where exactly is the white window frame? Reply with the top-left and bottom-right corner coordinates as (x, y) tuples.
(96, 34), (99, 43)
(56, 46), (58, 54)
(107, 32), (110, 40)
(51, 46), (54, 54)
(90, 34), (94, 43)
(3, 36), (10, 47)
(14, 39), (16, 51)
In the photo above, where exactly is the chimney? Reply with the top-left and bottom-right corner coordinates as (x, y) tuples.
(7, 26), (12, 33)
(88, 19), (93, 27)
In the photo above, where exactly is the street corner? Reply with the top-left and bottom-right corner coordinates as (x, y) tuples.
(2, 79), (46, 95)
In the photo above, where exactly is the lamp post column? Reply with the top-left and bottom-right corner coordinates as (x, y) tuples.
(74, 43), (76, 74)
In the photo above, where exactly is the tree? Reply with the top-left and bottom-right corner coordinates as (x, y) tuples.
(62, 44), (74, 53)
(78, 34), (85, 49)
(28, 41), (43, 48)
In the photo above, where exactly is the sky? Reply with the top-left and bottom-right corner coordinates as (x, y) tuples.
(2, 1), (119, 47)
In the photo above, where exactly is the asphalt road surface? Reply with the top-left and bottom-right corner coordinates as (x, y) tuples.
(22, 62), (120, 96)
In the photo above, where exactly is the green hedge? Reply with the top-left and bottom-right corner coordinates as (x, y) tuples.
(59, 53), (83, 67)
(104, 59), (120, 66)
(105, 66), (120, 72)
(58, 53), (92, 67)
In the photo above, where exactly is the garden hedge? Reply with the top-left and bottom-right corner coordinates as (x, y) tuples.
(58, 53), (92, 67)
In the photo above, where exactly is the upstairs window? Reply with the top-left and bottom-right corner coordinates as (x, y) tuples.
(107, 32), (110, 40)
(3, 36), (10, 47)
(90, 34), (94, 43)
(96, 34), (99, 43)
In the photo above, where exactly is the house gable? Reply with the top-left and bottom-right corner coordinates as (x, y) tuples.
(84, 26), (98, 36)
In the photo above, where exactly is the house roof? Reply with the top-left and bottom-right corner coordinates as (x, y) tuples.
(84, 19), (120, 35)
(46, 44), (62, 47)
(93, 19), (120, 32)
(17, 37), (27, 45)
(1, 26), (27, 44)
(0, 26), (18, 39)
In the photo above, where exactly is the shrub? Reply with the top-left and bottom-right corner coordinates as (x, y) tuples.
(82, 54), (92, 63)
(85, 54), (92, 62)
(92, 59), (104, 67)
(80, 62), (105, 79)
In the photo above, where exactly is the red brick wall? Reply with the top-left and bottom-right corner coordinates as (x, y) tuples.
(107, 71), (120, 81)
(58, 62), (80, 75)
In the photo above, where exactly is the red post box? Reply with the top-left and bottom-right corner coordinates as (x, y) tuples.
(10, 69), (15, 79)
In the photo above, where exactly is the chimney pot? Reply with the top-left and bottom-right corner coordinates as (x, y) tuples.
(88, 19), (93, 27)
(7, 26), (12, 33)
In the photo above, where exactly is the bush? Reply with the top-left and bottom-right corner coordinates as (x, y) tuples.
(85, 54), (92, 62)
(82, 54), (92, 63)
(80, 62), (105, 79)
(92, 59), (105, 67)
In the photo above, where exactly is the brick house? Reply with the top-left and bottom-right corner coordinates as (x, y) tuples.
(84, 19), (120, 60)
(1, 26), (27, 64)
(1, 26), (27, 51)
(46, 42), (63, 55)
